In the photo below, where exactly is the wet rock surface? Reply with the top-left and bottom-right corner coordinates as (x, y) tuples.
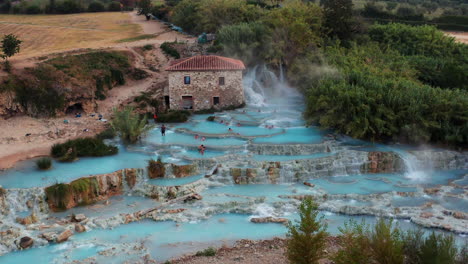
(19, 236), (33, 249)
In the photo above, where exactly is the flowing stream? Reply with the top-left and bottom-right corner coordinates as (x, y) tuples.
(0, 66), (466, 263)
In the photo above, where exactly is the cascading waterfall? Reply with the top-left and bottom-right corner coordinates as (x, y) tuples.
(243, 65), (302, 108)
(397, 150), (431, 182)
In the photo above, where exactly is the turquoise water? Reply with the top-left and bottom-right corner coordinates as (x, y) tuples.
(178, 121), (283, 136)
(203, 184), (317, 198)
(308, 174), (417, 195)
(145, 129), (247, 146)
(253, 127), (325, 144)
(0, 145), (157, 189)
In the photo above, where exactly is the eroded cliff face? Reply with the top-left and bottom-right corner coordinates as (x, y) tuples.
(0, 50), (145, 118)
(361, 151), (405, 174)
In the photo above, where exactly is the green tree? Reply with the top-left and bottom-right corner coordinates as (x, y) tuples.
(217, 22), (272, 65)
(261, 0), (323, 66)
(323, 0), (354, 41)
(1, 34), (22, 70)
(110, 106), (153, 143)
(138, 0), (152, 14)
(286, 198), (328, 264)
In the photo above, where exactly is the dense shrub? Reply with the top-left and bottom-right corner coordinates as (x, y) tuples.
(160, 42), (180, 59)
(369, 23), (468, 90)
(36, 157), (52, 170)
(26, 5), (42, 14)
(195, 247), (216, 257)
(217, 22), (272, 65)
(143, 44), (153, 50)
(108, 1), (121, 11)
(55, 0), (83, 14)
(286, 198), (328, 264)
(157, 110), (190, 123)
(332, 220), (373, 264)
(305, 42), (468, 147)
(51, 137), (118, 161)
(96, 127), (116, 140)
(206, 116), (215, 122)
(334, 219), (463, 264)
(88, 1), (105, 12)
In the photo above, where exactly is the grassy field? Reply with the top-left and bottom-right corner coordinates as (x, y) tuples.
(0, 12), (142, 58)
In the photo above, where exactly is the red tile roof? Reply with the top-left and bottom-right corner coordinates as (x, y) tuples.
(166, 55), (245, 71)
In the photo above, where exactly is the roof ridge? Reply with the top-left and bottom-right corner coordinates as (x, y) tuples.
(166, 55), (245, 71)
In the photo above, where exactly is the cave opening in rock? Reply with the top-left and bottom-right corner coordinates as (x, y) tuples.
(66, 103), (84, 114)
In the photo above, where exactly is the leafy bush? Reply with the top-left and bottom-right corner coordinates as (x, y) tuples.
(51, 137), (118, 161)
(36, 157), (52, 170)
(404, 231), (457, 264)
(108, 1), (121, 11)
(370, 218), (404, 264)
(286, 198), (328, 264)
(369, 23), (468, 91)
(88, 1), (105, 12)
(96, 127), (116, 140)
(157, 110), (191, 123)
(26, 5), (42, 14)
(332, 220), (373, 264)
(195, 247), (216, 257)
(55, 0), (82, 14)
(111, 106), (153, 143)
(206, 116), (215, 122)
(160, 42), (180, 59)
(305, 42), (468, 147)
(143, 44), (153, 50)
(131, 68), (149, 80)
(217, 22), (271, 65)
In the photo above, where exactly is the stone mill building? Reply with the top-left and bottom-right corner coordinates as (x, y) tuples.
(165, 55), (245, 111)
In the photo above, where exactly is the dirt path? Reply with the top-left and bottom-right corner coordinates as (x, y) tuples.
(0, 12), (194, 170)
(170, 238), (338, 264)
(445, 31), (468, 44)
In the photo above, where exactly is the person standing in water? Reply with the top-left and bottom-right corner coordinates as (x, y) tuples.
(161, 124), (166, 136)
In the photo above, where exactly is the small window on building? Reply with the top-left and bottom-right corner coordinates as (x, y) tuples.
(219, 77), (225, 85)
(213, 97), (220, 105)
(184, 76), (191, 84)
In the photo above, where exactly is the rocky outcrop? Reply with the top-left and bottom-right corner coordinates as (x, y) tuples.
(171, 164), (198, 178)
(361, 152), (404, 174)
(45, 171), (123, 211)
(71, 213), (87, 222)
(16, 213), (38, 225)
(124, 168), (138, 188)
(75, 224), (86, 233)
(248, 142), (337, 155)
(19, 237), (33, 249)
(250, 217), (288, 224)
(56, 229), (73, 243)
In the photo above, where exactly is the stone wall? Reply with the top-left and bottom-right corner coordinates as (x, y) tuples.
(167, 70), (244, 111)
